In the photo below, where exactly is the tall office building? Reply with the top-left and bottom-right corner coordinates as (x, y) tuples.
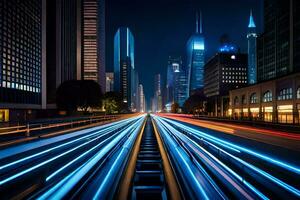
(186, 11), (205, 94)
(138, 84), (145, 112)
(257, 0), (300, 82)
(247, 10), (257, 84)
(204, 51), (248, 98)
(46, 0), (82, 105)
(154, 74), (162, 112)
(82, 0), (105, 90)
(166, 56), (180, 104)
(151, 97), (155, 113)
(114, 27), (134, 108)
(204, 48), (248, 117)
(105, 72), (114, 92)
(0, 0), (46, 122)
(174, 67), (189, 107)
(131, 69), (139, 111)
(166, 56), (189, 107)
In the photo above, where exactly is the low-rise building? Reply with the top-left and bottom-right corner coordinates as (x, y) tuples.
(229, 73), (300, 124)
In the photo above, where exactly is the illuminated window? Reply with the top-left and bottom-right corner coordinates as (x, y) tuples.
(297, 87), (300, 99)
(263, 91), (272, 102)
(277, 88), (293, 100)
(250, 93), (258, 104)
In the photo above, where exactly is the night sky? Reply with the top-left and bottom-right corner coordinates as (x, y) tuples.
(106, 0), (263, 107)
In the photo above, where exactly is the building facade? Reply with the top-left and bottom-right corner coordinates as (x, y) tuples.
(0, 0), (46, 122)
(166, 56), (179, 104)
(186, 12), (205, 93)
(114, 27), (134, 108)
(105, 72), (114, 92)
(154, 74), (162, 112)
(174, 66), (189, 107)
(46, 0), (82, 106)
(247, 10), (257, 84)
(131, 69), (139, 111)
(229, 73), (300, 125)
(166, 56), (189, 107)
(257, 0), (300, 82)
(82, 0), (105, 90)
(204, 51), (248, 116)
(138, 84), (146, 112)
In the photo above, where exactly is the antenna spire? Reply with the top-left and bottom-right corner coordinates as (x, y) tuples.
(199, 10), (202, 34)
(248, 9), (256, 28)
(196, 11), (199, 33)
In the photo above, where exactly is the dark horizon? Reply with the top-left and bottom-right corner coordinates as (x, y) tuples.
(106, 0), (263, 108)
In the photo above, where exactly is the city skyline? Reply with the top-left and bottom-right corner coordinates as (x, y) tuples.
(1, 1), (300, 199)
(106, 0), (263, 106)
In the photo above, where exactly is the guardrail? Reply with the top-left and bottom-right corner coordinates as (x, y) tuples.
(0, 115), (121, 137)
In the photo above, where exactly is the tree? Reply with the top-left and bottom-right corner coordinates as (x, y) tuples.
(183, 90), (207, 114)
(102, 92), (127, 114)
(78, 80), (103, 112)
(171, 102), (179, 113)
(56, 80), (103, 113)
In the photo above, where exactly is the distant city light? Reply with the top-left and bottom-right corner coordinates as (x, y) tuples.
(219, 44), (237, 53)
(231, 55), (236, 59)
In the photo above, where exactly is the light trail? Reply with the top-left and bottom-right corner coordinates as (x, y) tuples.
(0, 116), (143, 187)
(159, 116), (300, 174)
(0, 116), (139, 160)
(152, 115), (225, 200)
(153, 115), (265, 200)
(37, 116), (146, 199)
(159, 114), (300, 140)
(91, 117), (143, 199)
(0, 117), (137, 172)
(155, 115), (300, 197)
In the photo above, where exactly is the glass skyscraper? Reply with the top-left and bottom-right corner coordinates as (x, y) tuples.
(114, 27), (134, 107)
(257, 0), (300, 82)
(186, 12), (205, 94)
(247, 10), (257, 84)
(166, 56), (180, 104)
(166, 56), (189, 107)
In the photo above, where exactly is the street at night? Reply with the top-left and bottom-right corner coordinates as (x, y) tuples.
(0, 114), (299, 199)
(1, 0), (300, 199)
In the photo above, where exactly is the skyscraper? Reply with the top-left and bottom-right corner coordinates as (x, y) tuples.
(0, 0), (46, 122)
(154, 74), (162, 112)
(82, 0), (105, 90)
(46, 0), (82, 106)
(257, 0), (300, 82)
(138, 84), (146, 112)
(167, 56), (180, 104)
(204, 49), (248, 117)
(247, 10), (257, 84)
(166, 56), (189, 107)
(131, 69), (139, 111)
(174, 67), (189, 107)
(114, 27), (134, 107)
(105, 72), (114, 92)
(186, 11), (205, 94)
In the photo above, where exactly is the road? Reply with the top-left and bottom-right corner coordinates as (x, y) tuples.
(153, 114), (300, 199)
(0, 115), (146, 199)
(0, 114), (299, 199)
